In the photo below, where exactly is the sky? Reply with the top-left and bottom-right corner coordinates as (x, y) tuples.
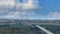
(0, 0), (60, 20)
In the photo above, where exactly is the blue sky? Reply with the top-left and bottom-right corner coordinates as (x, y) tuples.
(0, 0), (60, 20)
(32, 0), (60, 19)
(27, 0), (60, 19)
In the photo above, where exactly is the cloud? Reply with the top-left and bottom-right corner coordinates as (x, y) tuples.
(0, 0), (40, 19)
(48, 12), (60, 17)
(4, 11), (20, 19)
(47, 12), (60, 19)
(0, 0), (15, 8)
(4, 11), (36, 19)
(22, 0), (40, 10)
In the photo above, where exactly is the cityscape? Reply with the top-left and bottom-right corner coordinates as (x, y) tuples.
(0, 19), (59, 34)
(0, 0), (60, 34)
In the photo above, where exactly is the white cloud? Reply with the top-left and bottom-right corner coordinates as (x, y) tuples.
(0, 0), (40, 10)
(0, 0), (15, 8)
(4, 11), (36, 19)
(4, 11), (20, 19)
(48, 12), (60, 17)
(47, 12), (60, 19)
(0, 0), (40, 19)
(22, 0), (40, 10)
